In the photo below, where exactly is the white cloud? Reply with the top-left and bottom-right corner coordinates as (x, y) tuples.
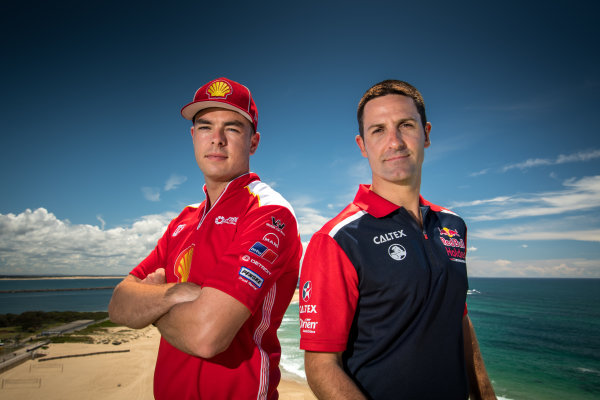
(456, 175), (600, 223)
(96, 215), (106, 230)
(469, 168), (490, 177)
(164, 174), (188, 191)
(467, 257), (600, 278)
(470, 223), (600, 243)
(471, 149), (600, 177)
(0, 208), (174, 276)
(494, 259), (512, 267)
(295, 206), (330, 238)
(142, 187), (160, 202)
(502, 149), (600, 172)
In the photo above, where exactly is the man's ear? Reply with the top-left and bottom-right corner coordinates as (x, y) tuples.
(356, 134), (368, 158)
(249, 131), (260, 155)
(424, 122), (431, 148)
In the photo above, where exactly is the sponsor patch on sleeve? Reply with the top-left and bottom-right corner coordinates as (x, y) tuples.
(238, 267), (264, 288)
(248, 242), (279, 263)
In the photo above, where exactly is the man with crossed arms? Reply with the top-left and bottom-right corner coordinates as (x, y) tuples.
(109, 77), (302, 399)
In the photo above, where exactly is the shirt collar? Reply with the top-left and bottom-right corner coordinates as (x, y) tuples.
(353, 184), (433, 218)
(202, 172), (259, 204)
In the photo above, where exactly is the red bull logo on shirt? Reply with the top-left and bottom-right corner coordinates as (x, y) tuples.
(438, 227), (466, 262)
(438, 227), (465, 249)
(439, 227), (460, 238)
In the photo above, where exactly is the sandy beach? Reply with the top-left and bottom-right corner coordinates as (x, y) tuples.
(0, 324), (315, 399)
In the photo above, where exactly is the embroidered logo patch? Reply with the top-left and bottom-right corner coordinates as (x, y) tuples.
(174, 245), (194, 282)
(302, 281), (312, 302)
(173, 224), (186, 237)
(207, 80), (232, 98)
(215, 216), (238, 225)
(248, 242), (279, 263)
(388, 244), (407, 261)
(239, 267), (264, 288)
(262, 233), (280, 248)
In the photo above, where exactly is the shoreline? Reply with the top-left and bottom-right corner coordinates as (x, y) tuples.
(0, 323), (315, 399)
(0, 276), (126, 281)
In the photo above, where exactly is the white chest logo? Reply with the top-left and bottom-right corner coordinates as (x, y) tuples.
(374, 230), (406, 244)
(215, 216), (238, 225)
(388, 244), (407, 261)
(173, 224), (186, 237)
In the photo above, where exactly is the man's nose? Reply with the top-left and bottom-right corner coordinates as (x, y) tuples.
(211, 127), (227, 146)
(387, 129), (405, 149)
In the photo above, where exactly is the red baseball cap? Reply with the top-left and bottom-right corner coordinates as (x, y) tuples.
(180, 77), (258, 131)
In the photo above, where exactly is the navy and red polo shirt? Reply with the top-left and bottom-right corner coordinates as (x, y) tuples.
(131, 173), (302, 400)
(300, 184), (469, 399)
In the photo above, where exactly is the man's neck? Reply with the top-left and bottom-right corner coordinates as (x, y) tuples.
(204, 181), (230, 210)
(370, 179), (422, 226)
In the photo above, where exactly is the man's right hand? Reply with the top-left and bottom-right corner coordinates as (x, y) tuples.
(142, 268), (167, 284)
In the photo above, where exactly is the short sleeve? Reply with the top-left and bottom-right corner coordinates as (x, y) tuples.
(299, 232), (359, 352)
(129, 226), (170, 280)
(202, 205), (302, 314)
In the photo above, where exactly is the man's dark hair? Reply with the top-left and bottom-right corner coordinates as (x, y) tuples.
(357, 80), (427, 137)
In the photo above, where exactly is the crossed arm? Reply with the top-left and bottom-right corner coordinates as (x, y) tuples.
(108, 268), (250, 359)
(304, 315), (496, 400)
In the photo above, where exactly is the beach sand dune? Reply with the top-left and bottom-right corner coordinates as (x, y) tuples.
(0, 325), (315, 399)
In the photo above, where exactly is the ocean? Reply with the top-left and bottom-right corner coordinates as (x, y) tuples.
(1, 277), (598, 399)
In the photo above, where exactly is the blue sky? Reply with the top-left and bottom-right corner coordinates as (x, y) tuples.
(1, 0), (599, 277)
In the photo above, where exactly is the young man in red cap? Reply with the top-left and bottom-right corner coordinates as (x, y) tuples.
(109, 77), (302, 399)
(299, 80), (496, 399)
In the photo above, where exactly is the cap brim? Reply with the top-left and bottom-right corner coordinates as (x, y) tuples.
(181, 101), (254, 126)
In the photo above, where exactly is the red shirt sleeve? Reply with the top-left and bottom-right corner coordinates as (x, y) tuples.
(299, 232), (359, 352)
(129, 224), (171, 280)
(202, 205), (302, 314)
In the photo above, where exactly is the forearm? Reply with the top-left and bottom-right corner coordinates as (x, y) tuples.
(463, 315), (496, 400)
(155, 287), (250, 359)
(154, 300), (204, 355)
(108, 275), (178, 329)
(305, 351), (366, 400)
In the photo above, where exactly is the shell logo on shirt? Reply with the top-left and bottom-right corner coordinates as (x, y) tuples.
(174, 245), (194, 282)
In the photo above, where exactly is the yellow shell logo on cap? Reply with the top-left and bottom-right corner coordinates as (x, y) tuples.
(207, 80), (232, 98)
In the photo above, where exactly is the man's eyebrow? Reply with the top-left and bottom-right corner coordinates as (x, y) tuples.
(366, 122), (385, 131)
(194, 117), (212, 125)
(194, 118), (245, 128)
(367, 117), (418, 130)
(224, 120), (245, 128)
